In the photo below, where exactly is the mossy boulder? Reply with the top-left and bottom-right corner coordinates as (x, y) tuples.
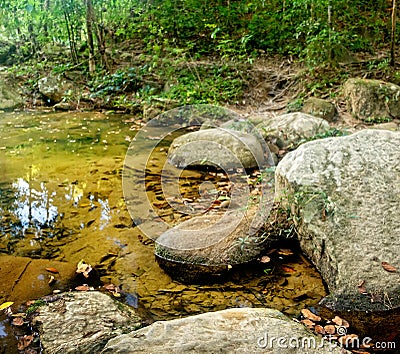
(301, 97), (336, 121)
(257, 112), (330, 149)
(167, 128), (268, 170)
(275, 129), (400, 311)
(343, 78), (400, 122)
(0, 74), (24, 110)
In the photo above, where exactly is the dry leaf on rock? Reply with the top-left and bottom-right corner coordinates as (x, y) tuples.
(300, 319), (315, 329)
(17, 335), (33, 351)
(332, 315), (349, 328)
(324, 325), (336, 335)
(381, 262), (397, 273)
(314, 325), (325, 334)
(338, 334), (359, 346)
(357, 280), (367, 294)
(301, 308), (321, 322)
(12, 317), (24, 326)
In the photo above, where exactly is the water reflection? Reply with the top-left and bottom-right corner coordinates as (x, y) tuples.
(12, 177), (58, 231)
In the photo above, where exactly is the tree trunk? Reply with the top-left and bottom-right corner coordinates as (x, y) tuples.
(85, 0), (96, 73)
(391, 0), (397, 67)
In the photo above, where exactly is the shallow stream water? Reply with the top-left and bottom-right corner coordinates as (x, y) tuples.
(1, 110), (395, 352)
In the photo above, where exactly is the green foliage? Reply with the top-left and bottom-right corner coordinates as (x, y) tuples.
(0, 0), (395, 67)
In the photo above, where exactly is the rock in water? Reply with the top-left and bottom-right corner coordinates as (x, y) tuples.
(167, 128), (268, 170)
(275, 129), (400, 311)
(32, 291), (142, 354)
(102, 307), (350, 353)
(155, 207), (272, 282)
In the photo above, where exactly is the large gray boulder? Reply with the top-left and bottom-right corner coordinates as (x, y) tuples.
(275, 129), (400, 311)
(167, 128), (268, 170)
(102, 307), (349, 353)
(257, 112), (330, 148)
(32, 291), (142, 354)
(38, 74), (75, 103)
(343, 78), (400, 122)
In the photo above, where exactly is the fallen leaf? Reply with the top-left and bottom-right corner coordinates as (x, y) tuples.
(314, 325), (325, 334)
(45, 267), (59, 274)
(338, 334), (359, 346)
(48, 275), (55, 285)
(0, 301), (14, 311)
(17, 335), (33, 351)
(332, 315), (349, 328)
(103, 283), (117, 291)
(278, 249), (294, 256)
(300, 319), (315, 328)
(75, 285), (91, 291)
(301, 309), (321, 322)
(324, 325), (336, 335)
(76, 260), (93, 278)
(357, 280), (367, 294)
(260, 256), (271, 263)
(381, 262), (397, 273)
(12, 317), (24, 326)
(281, 265), (296, 273)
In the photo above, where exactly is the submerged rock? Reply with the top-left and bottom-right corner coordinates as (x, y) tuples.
(0, 255), (76, 306)
(167, 127), (268, 170)
(257, 112), (330, 148)
(33, 291), (142, 354)
(155, 206), (273, 282)
(102, 307), (349, 353)
(343, 78), (400, 122)
(275, 129), (400, 311)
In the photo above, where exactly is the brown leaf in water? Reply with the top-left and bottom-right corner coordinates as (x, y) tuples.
(17, 335), (33, 351)
(281, 265), (295, 273)
(76, 260), (93, 278)
(12, 317), (24, 326)
(45, 267), (59, 274)
(260, 256), (271, 263)
(324, 325), (336, 335)
(381, 262), (397, 273)
(301, 309), (321, 322)
(75, 285), (91, 291)
(278, 249), (294, 256)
